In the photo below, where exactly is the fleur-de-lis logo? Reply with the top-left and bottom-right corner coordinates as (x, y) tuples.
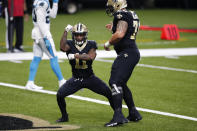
(117, 13), (122, 19)
(124, 53), (128, 58)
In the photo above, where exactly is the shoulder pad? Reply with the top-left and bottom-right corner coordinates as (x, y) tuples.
(114, 13), (123, 20)
(114, 11), (126, 20)
(129, 10), (139, 19)
(88, 40), (96, 43)
(36, 0), (49, 10)
(116, 10), (122, 13)
(114, 10), (130, 19)
(88, 40), (97, 49)
(67, 40), (73, 45)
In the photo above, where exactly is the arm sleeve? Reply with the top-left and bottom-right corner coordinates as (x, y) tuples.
(50, 3), (58, 18)
(91, 41), (98, 49)
(35, 1), (52, 38)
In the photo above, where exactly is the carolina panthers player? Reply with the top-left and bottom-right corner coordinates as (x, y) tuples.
(25, 0), (66, 90)
(56, 23), (114, 122)
(104, 0), (142, 127)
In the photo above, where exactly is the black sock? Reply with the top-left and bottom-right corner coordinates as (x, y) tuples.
(122, 85), (135, 113)
(57, 94), (68, 118)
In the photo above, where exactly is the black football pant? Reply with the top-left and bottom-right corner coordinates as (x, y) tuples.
(109, 49), (140, 113)
(8, 16), (24, 50)
(56, 75), (114, 118)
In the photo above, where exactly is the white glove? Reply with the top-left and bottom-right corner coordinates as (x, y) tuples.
(65, 24), (73, 32)
(67, 54), (75, 60)
(104, 41), (111, 51)
(104, 41), (111, 48)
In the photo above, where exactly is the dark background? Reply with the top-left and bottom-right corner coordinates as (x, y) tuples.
(23, 0), (197, 14)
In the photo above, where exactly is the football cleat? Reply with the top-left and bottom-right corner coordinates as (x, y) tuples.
(127, 108), (142, 122)
(105, 109), (128, 127)
(56, 115), (69, 123)
(25, 81), (43, 90)
(58, 79), (66, 88)
(105, 118), (128, 127)
(14, 47), (25, 53)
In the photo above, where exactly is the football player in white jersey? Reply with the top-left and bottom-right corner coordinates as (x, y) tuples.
(25, 0), (66, 90)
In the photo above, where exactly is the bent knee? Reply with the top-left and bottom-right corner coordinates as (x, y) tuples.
(56, 91), (65, 99)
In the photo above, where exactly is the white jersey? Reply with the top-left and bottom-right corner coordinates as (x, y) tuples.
(31, 0), (58, 41)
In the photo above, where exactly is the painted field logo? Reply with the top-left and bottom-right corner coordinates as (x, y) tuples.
(0, 113), (80, 131)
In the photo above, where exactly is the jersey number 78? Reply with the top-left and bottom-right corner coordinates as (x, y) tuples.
(130, 20), (140, 40)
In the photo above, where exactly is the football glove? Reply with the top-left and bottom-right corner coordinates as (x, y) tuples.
(65, 24), (73, 32)
(53, 0), (59, 3)
(67, 54), (75, 60)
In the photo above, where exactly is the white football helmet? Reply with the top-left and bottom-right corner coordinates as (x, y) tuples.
(72, 23), (88, 46)
(106, 0), (127, 16)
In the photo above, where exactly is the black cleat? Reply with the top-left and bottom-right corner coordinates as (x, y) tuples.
(105, 121), (120, 127)
(127, 108), (142, 122)
(56, 115), (69, 123)
(105, 109), (128, 127)
(105, 118), (128, 127)
(14, 47), (25, 53)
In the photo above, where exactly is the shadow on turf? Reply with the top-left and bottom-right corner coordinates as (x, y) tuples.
(0, 115), (62, 130)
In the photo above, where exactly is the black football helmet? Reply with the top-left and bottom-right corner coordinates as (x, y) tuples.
(72, 23), (88, 46)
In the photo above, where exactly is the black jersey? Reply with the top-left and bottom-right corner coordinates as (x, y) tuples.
(66, 40), (98, 78)
(112, 10), (140, 54)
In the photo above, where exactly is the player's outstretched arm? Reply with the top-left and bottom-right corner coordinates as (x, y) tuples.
(50, 0), (59, 18)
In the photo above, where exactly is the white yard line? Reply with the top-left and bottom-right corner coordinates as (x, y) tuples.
(0, 82), (197, 122)
(138, 64), (197, 74)
(1, 48), (197, 74)
(95, 58), (197, 74)
(0, 48), (197, 61)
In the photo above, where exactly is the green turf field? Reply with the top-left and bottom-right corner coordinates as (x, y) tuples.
(0, 9), (197, 130)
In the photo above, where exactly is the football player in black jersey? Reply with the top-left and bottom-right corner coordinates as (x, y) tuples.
(104, 0), (142, 127)
(56, 23), (114, 123)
